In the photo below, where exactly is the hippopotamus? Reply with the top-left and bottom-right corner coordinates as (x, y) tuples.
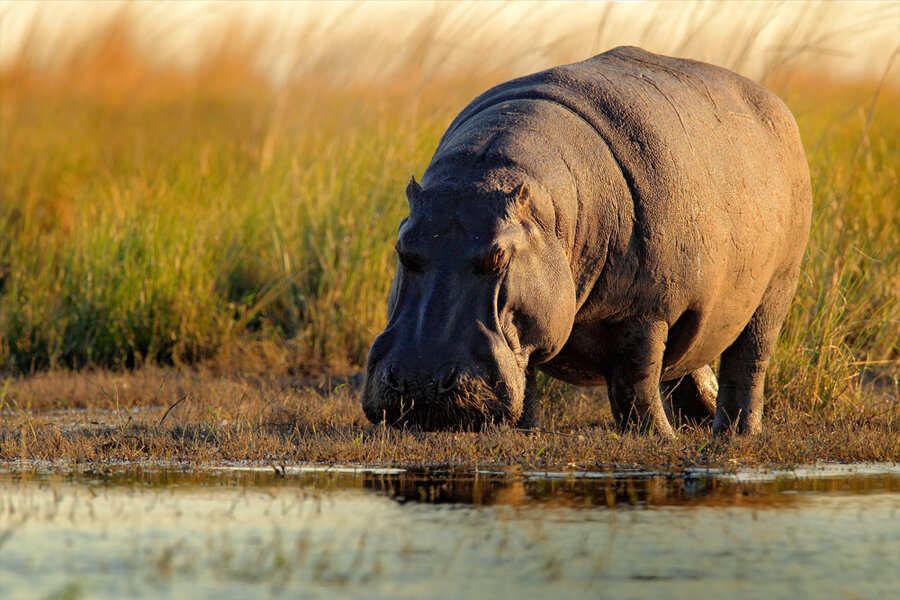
(362, 46), (812, 436)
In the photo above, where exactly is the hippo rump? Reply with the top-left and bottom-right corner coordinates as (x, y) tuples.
(362, 46), (812, 436)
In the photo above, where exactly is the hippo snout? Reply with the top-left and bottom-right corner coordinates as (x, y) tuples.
(380, 362), (462, 396)
(363, 359), (521, 431)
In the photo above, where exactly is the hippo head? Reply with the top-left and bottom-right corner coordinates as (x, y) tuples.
(362, 175), (576, 430)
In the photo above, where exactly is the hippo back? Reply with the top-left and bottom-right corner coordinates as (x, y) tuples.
(423, 46), (812, 379)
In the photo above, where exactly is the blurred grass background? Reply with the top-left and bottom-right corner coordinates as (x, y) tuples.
(0, 1), (898, 415)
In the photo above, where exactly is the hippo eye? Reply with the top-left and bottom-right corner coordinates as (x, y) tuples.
(397, 249), (424, 273)
(482, 248), (506, 274)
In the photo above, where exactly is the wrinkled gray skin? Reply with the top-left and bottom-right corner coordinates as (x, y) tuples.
(362, 46), (812, 436)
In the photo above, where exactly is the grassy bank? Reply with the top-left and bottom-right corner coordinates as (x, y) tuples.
(1, 368), (896, 466)
(1, 10), (898, 464)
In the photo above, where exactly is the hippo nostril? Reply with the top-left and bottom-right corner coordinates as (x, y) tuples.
(384, 365), (404, 392)
(437, 364), (460, 395)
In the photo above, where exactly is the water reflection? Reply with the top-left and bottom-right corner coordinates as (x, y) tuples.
(7, 462), (898, 508)
(1, 464), (898, 600)
(364, 466), (900, 508)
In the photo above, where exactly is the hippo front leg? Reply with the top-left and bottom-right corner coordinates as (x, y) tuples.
(605, 319), (675, 437)
(514, 368), (540, 430)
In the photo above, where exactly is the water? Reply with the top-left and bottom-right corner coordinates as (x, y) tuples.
(1, 463), (898, 599)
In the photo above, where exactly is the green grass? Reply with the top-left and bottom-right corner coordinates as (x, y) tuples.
(769, 74), (900, 413)
(0, 76), (447, 370)
(0, 19), (897, 422)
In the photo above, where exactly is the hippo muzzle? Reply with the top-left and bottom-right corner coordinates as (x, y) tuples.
(362, 313), (526, 430)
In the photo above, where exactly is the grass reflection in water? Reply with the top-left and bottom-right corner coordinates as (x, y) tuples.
(0, 464), (898, 600)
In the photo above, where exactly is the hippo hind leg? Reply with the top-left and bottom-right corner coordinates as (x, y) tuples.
(660, 365), (718, 428)
(713, 272), (799, 434)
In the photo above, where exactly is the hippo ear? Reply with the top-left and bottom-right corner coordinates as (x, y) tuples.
(511, 182), (551, 231)
(512, 182), (529, 207)
(406, 175), (422, 206)
(511, 182), (532, 220)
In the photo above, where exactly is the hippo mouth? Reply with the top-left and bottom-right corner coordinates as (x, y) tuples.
(362, 371), (521, 431)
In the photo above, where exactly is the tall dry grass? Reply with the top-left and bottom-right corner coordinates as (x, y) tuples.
(0, 2), (898, 419)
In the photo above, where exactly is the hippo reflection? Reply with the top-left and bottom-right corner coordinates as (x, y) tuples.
(362, 47), (811, 435)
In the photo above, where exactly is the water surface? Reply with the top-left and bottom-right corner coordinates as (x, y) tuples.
(1, 463), (898, 599)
